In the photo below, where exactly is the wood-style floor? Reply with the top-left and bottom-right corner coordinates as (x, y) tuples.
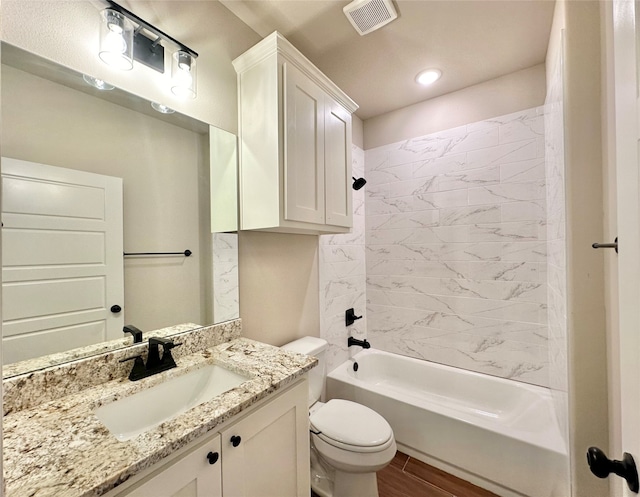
(376, 452), (498, 497)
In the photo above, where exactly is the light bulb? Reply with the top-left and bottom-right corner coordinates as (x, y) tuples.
(171, 50), (197, 99)
(104, 30), (126, 54)
(416, 69), (442, 86)
(83, 74), (115, 91)
(151, 102), (176, 114)
(175, 68), (193, 88)
(105, 10), (124, 34)
(99, 8), (133, 71)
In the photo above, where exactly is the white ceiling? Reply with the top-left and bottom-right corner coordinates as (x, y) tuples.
(220, 0), (556, 120)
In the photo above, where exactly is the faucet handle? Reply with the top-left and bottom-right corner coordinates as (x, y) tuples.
(147, 337), (182, 370)
(164, 341), (182, 350)
(120, 355), (147, 381)
(149, 336), (180, 347)
(120, 354), (143, 364)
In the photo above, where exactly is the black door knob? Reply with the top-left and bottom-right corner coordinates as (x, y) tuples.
(230, 435), (242, 447)
(110, 305), (122, 313)
(206, 451), (219, 465)
(587, 446), (639, 492)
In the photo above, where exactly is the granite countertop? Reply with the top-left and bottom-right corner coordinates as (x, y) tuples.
(2, 323), (202, 380)
(3, 338), (317, 497)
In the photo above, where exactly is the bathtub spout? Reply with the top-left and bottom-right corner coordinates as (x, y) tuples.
(348, 337), (370, 349)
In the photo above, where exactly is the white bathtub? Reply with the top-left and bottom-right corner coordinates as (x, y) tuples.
(326, 349), (569, 497)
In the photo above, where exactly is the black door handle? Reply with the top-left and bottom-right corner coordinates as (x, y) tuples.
(110, 305), (122, 313)
(230, 435), (241, 447)
(206, 451), (219, 465)
(587, 446), (639, 492)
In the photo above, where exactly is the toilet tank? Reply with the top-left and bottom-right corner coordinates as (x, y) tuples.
(281, 336), (327, 407)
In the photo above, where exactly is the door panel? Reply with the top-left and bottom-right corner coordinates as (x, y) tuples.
(284, 62), (325, 225)
(122, 435), (222, 497)
(2, 174), (105, 219)
(1, 158), (124, 363)
(221, 380), (309, 497)
(324, 98), (352, 227)
(3, 229), (105, 266)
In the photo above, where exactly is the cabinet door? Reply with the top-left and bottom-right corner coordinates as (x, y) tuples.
(284, 62), (326, 225)
(121, 435), (222, 497)
(221, 380), (310, 497)
(324, 99), (353, 227)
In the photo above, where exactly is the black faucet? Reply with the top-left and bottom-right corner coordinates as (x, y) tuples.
(348, 337), (370, 349)
(120, 337), (182, 381)
(147, 337), (180, 370)
(123, 325), (143, 343)
(345, 308), (363, 327)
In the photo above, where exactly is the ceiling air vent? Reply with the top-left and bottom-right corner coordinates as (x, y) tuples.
(343, 0), (398, 36)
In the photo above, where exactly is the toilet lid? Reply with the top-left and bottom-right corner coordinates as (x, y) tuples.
(310, 399), (392, 447)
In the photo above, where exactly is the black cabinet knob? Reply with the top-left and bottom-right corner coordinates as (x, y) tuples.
(206, 451), (219, 465)
(587, 446), (639, 492)
(110, 305), (122, 313)
(230, 435), (242, 447)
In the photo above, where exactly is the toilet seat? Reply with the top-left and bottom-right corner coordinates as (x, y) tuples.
(310, 399), (393, 453)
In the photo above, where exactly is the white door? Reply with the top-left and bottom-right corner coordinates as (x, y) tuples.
(606, 1), (640, 496)
(1, 158), (124, 363)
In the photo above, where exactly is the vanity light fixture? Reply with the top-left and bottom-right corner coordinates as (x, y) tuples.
(415, 69), (442, 86)
(151, 102), (176, 114)
(171, 50), (197, 99)
(98, 1), (199, 98)
(82, 74), (115, 91)
(99, 8), (134, 70)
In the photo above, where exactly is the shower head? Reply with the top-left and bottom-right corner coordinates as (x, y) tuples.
(352, 177), (367, 190)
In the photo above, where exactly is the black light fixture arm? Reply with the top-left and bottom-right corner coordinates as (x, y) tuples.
(104, 0), (199, 58)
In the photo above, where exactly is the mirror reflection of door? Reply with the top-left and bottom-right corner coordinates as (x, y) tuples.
(1, 157), (124, 363)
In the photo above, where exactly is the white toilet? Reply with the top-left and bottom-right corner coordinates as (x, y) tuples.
(282, 337), (396, 497)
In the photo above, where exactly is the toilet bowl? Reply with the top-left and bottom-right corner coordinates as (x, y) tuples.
(282, 337), (396, 497)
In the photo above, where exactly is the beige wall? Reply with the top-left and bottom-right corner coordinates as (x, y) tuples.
(238, 232), (319, 345)
(1, 0), (261, 133)
(363, 64), (546, 149)
(560, 1), (609, 496)
(2, 65), (209, 332)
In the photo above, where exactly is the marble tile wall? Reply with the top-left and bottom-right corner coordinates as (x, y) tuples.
(212, 233), (240, 322)
(319, 145), (367, 374)
(364, 108), (550, 387)
(545, 36), (569, 443)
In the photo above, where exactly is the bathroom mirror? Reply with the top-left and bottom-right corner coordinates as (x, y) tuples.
(1, 43), (239, 376)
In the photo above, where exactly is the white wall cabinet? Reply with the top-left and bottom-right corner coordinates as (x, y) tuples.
(108, 379), (309, 497)
(232, 32), (358, 235)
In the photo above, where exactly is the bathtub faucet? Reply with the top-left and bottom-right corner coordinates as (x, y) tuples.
(348, 337), (370, 349)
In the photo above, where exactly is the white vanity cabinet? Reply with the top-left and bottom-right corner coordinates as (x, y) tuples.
(118, 435), (223, 497)
(232, 31), (358, 234)
(108, 379), (309, 497)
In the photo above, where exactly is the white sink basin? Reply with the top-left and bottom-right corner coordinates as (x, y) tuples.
(95, 365), (251, 441)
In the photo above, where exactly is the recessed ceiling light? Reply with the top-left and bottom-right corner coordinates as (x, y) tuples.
(151, 102), (176, 114)
(82, 74), (115, 91)
(416, 69), (442, 86)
